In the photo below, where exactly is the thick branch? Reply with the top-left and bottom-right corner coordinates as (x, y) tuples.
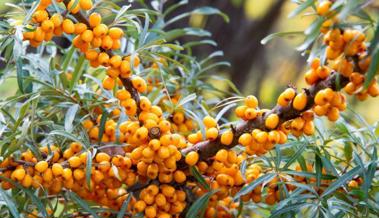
(120, 77), (141, 114)
(178, 72), (350, 166)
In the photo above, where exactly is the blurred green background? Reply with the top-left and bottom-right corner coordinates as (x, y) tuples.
(1, 0), (379, 123)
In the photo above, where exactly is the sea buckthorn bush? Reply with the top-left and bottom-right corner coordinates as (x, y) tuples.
(0, 0), (378, 217)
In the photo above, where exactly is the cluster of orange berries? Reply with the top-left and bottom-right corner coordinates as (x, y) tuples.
(187, 115), (219, 145)
(315, 1), (379, 100)
(170, 111), (197, 134)
(0, 143), (138, 211)
(133, 184), (186, 217)
(22, 0), (95, 47)
(194, 150), (245, 218)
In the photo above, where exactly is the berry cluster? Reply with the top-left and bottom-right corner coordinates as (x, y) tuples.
(2, 0), (376, 217)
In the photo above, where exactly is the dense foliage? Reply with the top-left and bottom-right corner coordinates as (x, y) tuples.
(0, 0), (378, 218)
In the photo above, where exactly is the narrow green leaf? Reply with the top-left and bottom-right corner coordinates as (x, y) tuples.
(233, 173), (276, 200)
(0, 188), (20, 218)
(186, 190), (218, 218)
(50, 130), (89, 148)
(68, 191), (100, 218)
(64, 104), (79, 133)
(288, 0), (314, 18)
(0, 176), (47, 218)
(177, 93), (196, 107)
(283, 143), (305, 169)
(86, 150), (92, 191)
(117, 193), (132, 218)
(315, 154), (322, 187)
(261, 31), (303, 45)
(271, 202), (313, 217)
(368, 23), (379, 55)
(62, 46), (76, 72)
(363, 48), (379, 89)
(69, 55), (86, 92)
(192, 6), (229, 22)
(98, 108), (109, 143)
(321, 166), (363, 197)
(190, 166), (210, 191)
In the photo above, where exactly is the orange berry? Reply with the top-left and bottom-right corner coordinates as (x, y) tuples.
(52, 163), (63, 176)
(101, 35), (113, 50)
(206, 127), (218, 141)
(79, 0), (93, 10)
(62, 19), (75, 34)
(89, 13), (102, 28)
(174, 170), (186, 183)
(277, 88), (296, 107)
(220, 130), (234, 146)
(41, 20), (54, 32)
(68, 156), (82, 168)
(12, 168), (26, 181)
(81, 30), (94, 42)
(244, 108), (257, 120)
(102, 76), (115, 90)
(96, 152), (111, 162)
(245, 95), (258, 108)
(98, 52), (110, 65)
(185, 151), (199, 166)
(265, 113), (279, 129)
(35, 161), (49, 173)
(62, 168), (73, 180)
(238, 133), (252, 146)
(33, 10), (49, 23)
(93, 24), (108, 38)
(317, 1), (332, 16)
(109, 55), (122, 68)
(67, 0), (80, 13)
(131, 76), (147, 93)
(311, 58), (320, 69)
(203, 116), (217, 128)
(235, 105), (247, 118)
(293, 92), (307, 111)
(74, 22), (88, 34)
(109, 27), (123, 39)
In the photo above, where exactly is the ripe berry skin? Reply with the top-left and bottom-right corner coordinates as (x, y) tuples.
(62, 19), (75, 34)
(277, 88), (296, 107)
(68, 156), (81, 168)
(35, 161), (49, 173)
(79, 0), (93, 10)
(89, 13), (102, 28)
(265, 113), (279, 129)
(109, 27), (123, 39)
(52, 163), (63, 176)
(245, 95), (258, 108)
(185, 151), (199, 166)
(317, 1), (332, 16)
(293, 92), (308, 111)
(220, 130), (234, 146)
(81, 30), (94, 42)
(12, 168), (26, 181)
(238, 133), (252, 146)
(203, 116), (217, 128)
(206, 127), (219, 140)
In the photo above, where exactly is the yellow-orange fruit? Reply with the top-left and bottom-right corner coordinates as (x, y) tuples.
(185, 151), (199, 166)
(89, 13), (102, 28)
